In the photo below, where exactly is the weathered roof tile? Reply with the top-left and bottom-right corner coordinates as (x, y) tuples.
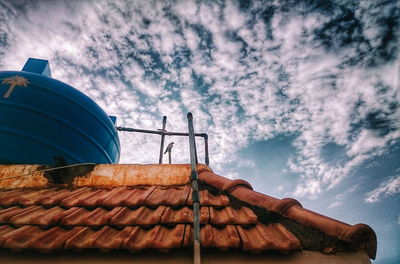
(99, 186), (157, 208)
(122, 186), (157, 208)
(18, 189), (57, 207)
(145, 185), (190, 207)
(210, 206), (257, 225)
(109, 207), (144, 226)
(263, 223), (302, 250)
(80, 207), (113, 227)
(39, 188), (89, 207)
(8, 206), (45, 227)
(92, 226), (133, 251)
(30, 207), (78, 226)
(122, 225), (185, 251)
(0, 189), (37, 208)
(64, 227), (96, 250)
(134, 206), (167, 227)
(101, 187), (132, 208)
(161, 206), (192, 225)
(59, 188), (101, 208)
(59, 208), (90, 226)
(201, 225), (240, 250)
(236, 223), (301, 252)
(77, 188), (116, 208)
(199, 169), (377, 259)
(2, 225), (42, 250)
(30, 227), (82, 252)
(0, 206), (32, 223)
(0, 224), (18, 245)
(187, 188), (230, 207)
(149, 224), (186, 250)
(0, 164), (377, 259)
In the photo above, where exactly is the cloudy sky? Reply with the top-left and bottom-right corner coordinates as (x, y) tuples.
(0, 0), (399, 262)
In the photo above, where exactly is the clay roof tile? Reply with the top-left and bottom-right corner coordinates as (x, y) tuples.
(0, 164), (377, 259)
(198, 169), (377, 259)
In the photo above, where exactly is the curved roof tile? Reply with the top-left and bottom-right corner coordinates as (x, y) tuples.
(0, 164), (376, 259)
(198, 169), (377, 259)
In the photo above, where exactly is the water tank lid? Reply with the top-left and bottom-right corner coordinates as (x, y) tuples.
(21, 58), (52, 77)
(109, 116), (117, 124)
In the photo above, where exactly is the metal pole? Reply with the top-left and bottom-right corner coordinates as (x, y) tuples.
(204, 134), (209, 166)
(168, 151), (172, 164)
(194, 139), (198, 164)
(187, 112), (201, 264)
(158, 116), (167, 164)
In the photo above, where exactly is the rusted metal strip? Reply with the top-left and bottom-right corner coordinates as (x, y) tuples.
(0, 164), (212, 188)
(187, 112), (201, 264)
(158, 116), (167, 164)
(0, 163), (96, 181)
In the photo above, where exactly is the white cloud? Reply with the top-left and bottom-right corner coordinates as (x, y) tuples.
(348, 130), (398, 157)
(328, 185), (357, 208)
(328, 200), (343, 208)
(223, 1), (247, 31)
(0, 0), (398, 200)
(366, 175), (400, 203)
(184, 28), (200, 52)
(173, 1), (198, 22)
(225, 171), (240, 180)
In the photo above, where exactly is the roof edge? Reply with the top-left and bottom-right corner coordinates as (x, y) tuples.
(0, 164), (212, 188)
(198, 170), (377, 259)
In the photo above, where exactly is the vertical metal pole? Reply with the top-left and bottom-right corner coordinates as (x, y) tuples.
(194, 140), (198, 164)
(204, 135), (209, 166)
(168, 151), (172, 164)
(187, 112), (201, 264)
(158, 116), (167, 164)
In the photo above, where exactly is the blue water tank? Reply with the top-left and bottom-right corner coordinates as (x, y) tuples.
(0, 58), (120, 164)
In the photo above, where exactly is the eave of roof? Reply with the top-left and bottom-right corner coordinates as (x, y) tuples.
(197, 168), (377, 259)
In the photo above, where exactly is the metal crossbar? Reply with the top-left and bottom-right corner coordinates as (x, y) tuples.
(116, 116), (209, 165)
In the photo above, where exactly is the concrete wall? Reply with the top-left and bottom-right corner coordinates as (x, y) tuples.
(0, 249), (371, 264)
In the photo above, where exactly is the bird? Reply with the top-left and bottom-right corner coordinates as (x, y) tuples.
(164, 142), (174, 154)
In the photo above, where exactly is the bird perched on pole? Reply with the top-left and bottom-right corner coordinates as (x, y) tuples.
(164, 142), (174, 154)
(164, 142), (174, 164)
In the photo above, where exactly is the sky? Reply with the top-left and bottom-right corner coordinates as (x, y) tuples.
(0, 0), (399, 262)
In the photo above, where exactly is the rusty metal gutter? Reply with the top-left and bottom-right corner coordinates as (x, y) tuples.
(187, 112), (201, 264)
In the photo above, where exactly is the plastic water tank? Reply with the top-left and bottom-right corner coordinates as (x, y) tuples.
(0, 58), (120, 164)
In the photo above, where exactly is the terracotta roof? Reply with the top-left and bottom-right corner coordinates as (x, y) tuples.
(0, 164), (376, 259)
